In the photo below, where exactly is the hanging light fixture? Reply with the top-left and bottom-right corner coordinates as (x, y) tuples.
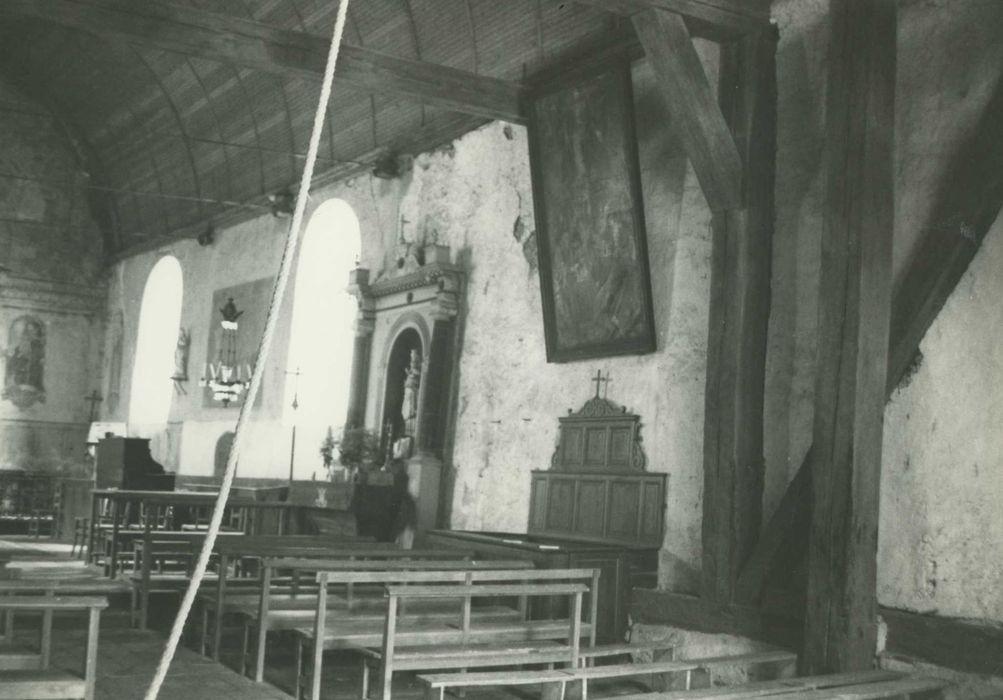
(199, 297), (252, 407)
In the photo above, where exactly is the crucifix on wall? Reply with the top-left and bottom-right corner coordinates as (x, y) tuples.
(84, 390), (103, 422)
(591, 369), (611, 399)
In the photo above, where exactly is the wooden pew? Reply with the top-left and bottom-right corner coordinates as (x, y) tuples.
(0, 578), (128, 658)
(369, 573), (599, 700)
(248, 554), (510, 683)
(294, 567), (599, 700)
(201, 537), (398, 659)
(0, 596), (106, 700)
(130, 535), (211, 630)
(605, 670), (948, 700)
(132, 532), (382, 630)
(418, 649), (797, 700)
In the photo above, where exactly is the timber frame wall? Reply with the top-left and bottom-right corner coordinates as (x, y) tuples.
(629, 0), (1003, 679)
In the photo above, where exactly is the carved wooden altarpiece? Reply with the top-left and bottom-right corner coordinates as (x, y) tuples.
(530, 391), (664, 547)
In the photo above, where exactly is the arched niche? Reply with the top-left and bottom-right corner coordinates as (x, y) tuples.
(379, 326), (425, 460)
(213, 431), (235, 479)
(346, 244), (465, 533)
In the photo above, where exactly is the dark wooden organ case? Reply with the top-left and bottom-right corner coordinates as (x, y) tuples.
(425, 393), (665, 642)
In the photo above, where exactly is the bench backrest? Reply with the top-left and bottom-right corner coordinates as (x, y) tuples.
(367, 570), (600, 700)
(0, 578), (129, 594)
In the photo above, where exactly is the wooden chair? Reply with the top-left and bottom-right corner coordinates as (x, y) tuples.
(0, 596), (107, 700)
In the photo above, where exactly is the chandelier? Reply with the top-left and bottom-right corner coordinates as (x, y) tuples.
(200, 297), (252, 407)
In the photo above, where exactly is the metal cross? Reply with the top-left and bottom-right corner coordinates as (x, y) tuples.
(84, 390), (103, 422)
(592, 370), (604, 398)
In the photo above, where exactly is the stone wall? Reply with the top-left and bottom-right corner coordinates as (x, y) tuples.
(0, 77), (106, 476)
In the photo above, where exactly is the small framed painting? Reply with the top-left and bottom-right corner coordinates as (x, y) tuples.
(528, 57), (656, 362)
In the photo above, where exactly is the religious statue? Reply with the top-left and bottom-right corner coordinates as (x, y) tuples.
(401, 348), (421, 427)
(172, 327), (190, 381)
(2, 315), (46, 409)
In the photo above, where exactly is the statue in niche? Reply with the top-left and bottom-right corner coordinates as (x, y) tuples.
(394, 349), (421, 459)
(401, 349), (421, 428)
(172, 327), (190, 382)
(2, 315), (46, 409)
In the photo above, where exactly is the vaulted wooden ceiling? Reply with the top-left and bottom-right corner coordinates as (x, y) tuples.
(0, 0), (768, 256)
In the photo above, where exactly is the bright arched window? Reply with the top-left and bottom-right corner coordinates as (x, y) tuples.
(285, 199), (361, 478)
(129, 256), (183, 427)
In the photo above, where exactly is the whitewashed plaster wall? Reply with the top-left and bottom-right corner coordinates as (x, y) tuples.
(106, 54), (718, 590)
(0, 78), (106, 474)
(879, 214), (1003, 623)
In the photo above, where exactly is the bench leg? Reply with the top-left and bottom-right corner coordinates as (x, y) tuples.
(294, 638), (304, 700)
(140, 587), (150, 631)
(40, 608), (53, 668)
(380, 661), (393, 700)
(360, 656), (370, 700)
(240, 621), (251, 677)
(129, 587), (137, 628)
(255, 622), (268, 682)
(84, 608), (100, 700)
(199, 604), (208, 656)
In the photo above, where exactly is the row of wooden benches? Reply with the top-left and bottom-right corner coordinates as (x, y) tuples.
(53, 531), (952, 700)
(142, 536), (951, 700)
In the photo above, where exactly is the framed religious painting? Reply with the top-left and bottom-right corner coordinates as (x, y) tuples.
(528, 57), (656, 363)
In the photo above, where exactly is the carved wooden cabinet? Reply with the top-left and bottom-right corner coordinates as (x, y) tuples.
(425, 393), (665, 642)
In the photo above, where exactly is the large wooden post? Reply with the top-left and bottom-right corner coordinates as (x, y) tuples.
(701, 28), (777, 606)
(804, 0), (896, 673)
(634, 8), (776, 607)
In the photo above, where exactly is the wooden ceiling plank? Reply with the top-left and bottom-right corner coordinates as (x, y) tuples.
(574, 0), (769, 40)
(633, 7), (743, 212)
(3, 0), (528, 124)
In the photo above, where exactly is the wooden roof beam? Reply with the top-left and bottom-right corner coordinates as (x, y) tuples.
(633, 8), (744, 212)
(2, 0), (528, 124)
(574, 0), (770, 41)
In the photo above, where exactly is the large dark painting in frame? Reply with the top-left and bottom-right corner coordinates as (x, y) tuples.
(528, 58), (656, 363)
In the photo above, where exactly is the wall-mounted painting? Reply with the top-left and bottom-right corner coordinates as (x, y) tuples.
(528, 58), (656, 363)
(2, 315), (46, 409)
(201, 277), (273, 409)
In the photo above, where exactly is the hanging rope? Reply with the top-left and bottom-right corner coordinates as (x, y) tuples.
(142, 1), (351, 696)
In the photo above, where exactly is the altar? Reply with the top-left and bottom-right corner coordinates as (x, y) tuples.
(424, 386), (665, 642)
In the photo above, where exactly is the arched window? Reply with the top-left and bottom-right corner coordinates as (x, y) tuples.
(285, 199), (361, 478)
(129, 256), (183, 428)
